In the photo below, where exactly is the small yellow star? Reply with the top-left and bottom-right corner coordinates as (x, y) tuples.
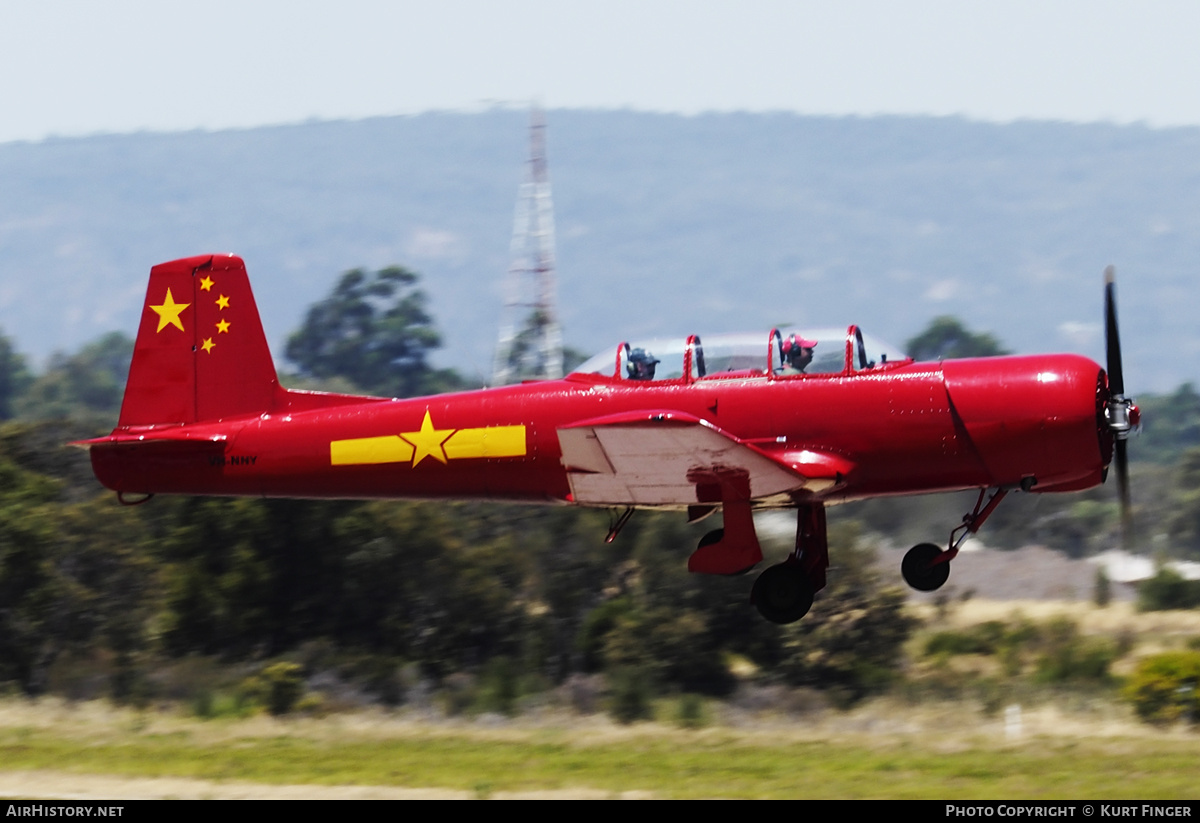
(400, 410), (455, 466)
(200, 338), (215, 353)
(216, 294), (230, 310)
(216, 319), (231, 334)
(199, 276), (214, 292)
(149, 288), (190, 333)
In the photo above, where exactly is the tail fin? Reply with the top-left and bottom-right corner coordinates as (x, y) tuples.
(119, 254), (279, 426)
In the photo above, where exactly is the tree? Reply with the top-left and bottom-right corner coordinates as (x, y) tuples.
(0, 331), (31, 420)
(285, 267), (444, 398)
(905, 316), (1010, 361)
(16, 332), (133, 423)
(775, 525), (918, 705)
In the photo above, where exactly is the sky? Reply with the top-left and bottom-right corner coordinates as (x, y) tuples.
(4, 1), (1200, 142)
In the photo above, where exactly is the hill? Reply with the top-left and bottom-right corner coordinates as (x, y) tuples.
(1, 110), (1197, 391)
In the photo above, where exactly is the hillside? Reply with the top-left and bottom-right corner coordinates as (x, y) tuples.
(1, 111), (1197, 391)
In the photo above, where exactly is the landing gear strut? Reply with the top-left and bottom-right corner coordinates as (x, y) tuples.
(750, 503), (828, 624)
(684, 479), (827, 623)
(901, 487), (1008, 592)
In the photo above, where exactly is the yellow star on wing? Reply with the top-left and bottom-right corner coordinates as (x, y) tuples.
(199, 276), (214, 292)
(150, 288), (190, 332)
(200, 338), (215, 353)
(216, 294), (230, 310)
(216, 319), (231, 334)
(400, 411), (455, 466)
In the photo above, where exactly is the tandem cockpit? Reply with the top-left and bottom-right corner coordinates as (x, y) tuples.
(571, 326), (910, 383)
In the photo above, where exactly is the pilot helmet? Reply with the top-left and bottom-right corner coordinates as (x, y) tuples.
(781, 334), (817, 369)
(626, 347), (660, 380)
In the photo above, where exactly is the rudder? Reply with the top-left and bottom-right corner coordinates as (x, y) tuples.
(118, 254), (279, 426)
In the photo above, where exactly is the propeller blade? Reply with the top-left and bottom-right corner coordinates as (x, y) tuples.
(1104, 265), (1133, 547)
(1115, 438), (1132, 546)
(1105, 265), (1124, 397)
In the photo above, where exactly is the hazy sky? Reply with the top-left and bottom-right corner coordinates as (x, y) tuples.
(4, 1), (1200, 143)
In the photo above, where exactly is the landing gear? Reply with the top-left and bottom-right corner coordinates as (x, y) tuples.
(684, 488), (828, 623)
(687, 483), (763, 575)
(901, 543), (950, 592)
(749, 503), (828, 624)
(900, 487), (1009, 592)
(751, 562), (814, 624)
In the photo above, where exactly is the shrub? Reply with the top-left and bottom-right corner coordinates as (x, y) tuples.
(1137, 568), (1200, 612)
(1123, 651), (1200, 725)
(1031, 618), (1118, 685)
(924, 621), (1008, 656)
(241, 661), (305, 716)
(608, 666), (654, 724)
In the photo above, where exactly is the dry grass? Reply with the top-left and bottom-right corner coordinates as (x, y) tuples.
(3, 598), (1199, 799)
(2, 683), (1198, 799)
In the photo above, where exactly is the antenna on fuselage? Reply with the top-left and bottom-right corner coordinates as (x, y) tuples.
(493, 105), (563, 385)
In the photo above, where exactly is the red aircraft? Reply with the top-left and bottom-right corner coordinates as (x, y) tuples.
(81, 253), (1138, 624)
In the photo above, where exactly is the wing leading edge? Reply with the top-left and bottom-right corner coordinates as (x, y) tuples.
(557, 410), (827, 506)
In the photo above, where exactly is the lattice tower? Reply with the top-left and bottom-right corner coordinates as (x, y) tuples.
(492, 108), (563, 384)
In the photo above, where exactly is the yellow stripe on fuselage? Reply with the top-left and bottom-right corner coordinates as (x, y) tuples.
(444, 425), (527, 459)
(330, 425), (526, 466)
(330, 435), (415, 466)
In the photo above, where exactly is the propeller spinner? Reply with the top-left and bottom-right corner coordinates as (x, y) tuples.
(1103, 266), (1139, 544)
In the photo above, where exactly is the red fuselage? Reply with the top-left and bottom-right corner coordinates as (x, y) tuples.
(89, 352), (1110, 507)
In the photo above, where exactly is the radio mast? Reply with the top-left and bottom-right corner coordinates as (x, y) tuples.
(492, 107), (563, 385)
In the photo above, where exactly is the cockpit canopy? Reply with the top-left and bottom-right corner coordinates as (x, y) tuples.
(572, 327), (908, 382)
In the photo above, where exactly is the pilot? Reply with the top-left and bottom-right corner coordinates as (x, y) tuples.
(626, 347), (660, 380)
(780, 334), (817, 373)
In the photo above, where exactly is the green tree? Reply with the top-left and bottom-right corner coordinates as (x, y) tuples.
(285, 267), (446, 397)
(775, 526), (918, 705)
(1169, 447), (1200, 555)
(1123, 651), (1200, 725)
(16, 332), (133, 423)
(0, 331), (31, 420)
(0, 425), (153, 696)
(1134, 384), (1200, 465)
(905, 316), (1011, 362)
(1137, 566), (1200, 611)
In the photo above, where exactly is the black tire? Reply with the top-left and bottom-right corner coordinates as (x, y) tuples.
(901, 542), (951, 592)
(751, 563), (815, 624)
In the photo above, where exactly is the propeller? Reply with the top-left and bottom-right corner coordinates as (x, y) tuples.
(1103, 266), (1138, 545)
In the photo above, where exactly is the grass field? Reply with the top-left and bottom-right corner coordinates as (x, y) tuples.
(2, 694), (1198, 799)
(3, 599), (1198, 799)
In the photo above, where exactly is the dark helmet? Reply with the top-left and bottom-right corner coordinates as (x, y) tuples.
(626, 347), (660, 380)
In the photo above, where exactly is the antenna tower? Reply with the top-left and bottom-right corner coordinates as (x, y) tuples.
(493, 107), (562, 385)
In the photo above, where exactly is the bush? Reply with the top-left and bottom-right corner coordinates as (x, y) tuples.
(776, 536), (919, 705)
(240, 662), (305, 716)
(608, 667), (654, 724)
(1123, 652), (1200, 725)
(1031, 618), (1118, 685)
(673, 693), (708, 729)
(924, 621), (1008, 656)
(1137, 568), (1200, 611)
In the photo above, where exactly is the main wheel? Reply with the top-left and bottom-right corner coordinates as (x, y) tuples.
(751, 563), (814, 624)
(901, 543), (951, 592)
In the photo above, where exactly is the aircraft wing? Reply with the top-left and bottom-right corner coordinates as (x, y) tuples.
(557, 410), (812, 506)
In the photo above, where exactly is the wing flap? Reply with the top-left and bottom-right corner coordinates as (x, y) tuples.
(557, 410), (807, 506)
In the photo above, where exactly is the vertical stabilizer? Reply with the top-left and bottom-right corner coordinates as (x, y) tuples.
(118, 254), (279, 426)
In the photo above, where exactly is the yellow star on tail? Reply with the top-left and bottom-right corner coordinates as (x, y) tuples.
(201, 338), (215, 353)
(216, 294), (230, 310)
(216, 319), (231, 334)
(400, 411), (455, 466)
(198, 276), (214, 292)
(150, 288), (190, 332)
